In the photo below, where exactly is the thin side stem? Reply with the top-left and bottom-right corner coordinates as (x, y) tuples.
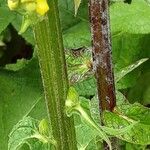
(33, 0), (77, 149)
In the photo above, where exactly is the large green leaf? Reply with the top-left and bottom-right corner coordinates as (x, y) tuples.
(63, 22), (91, 49)
(103, 103), (150, 145)
(0, 58), (46, 149)
(115, 58), (149, 89)
(75, 121), (99, 150)
(112, 33), (150, 89)
(120, 103), (150, 125)
(110, 0), (150, 34)
(8, 117), (53, 150)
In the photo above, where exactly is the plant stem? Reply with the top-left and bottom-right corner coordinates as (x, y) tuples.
(33, 0), (77, 149)
(76, 105), (112, 150)
(89, 0), (116, 111)
(89, 0), (117, 149)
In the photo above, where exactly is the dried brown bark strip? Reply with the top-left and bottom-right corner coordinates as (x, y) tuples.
(89, 0), (116, 111)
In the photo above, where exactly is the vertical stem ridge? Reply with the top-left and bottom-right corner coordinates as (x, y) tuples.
(34, 0), (77, 149)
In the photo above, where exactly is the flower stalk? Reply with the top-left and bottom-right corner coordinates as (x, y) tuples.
(33, 0), (77, 149)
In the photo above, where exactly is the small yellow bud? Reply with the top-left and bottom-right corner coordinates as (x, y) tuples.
(8, 0), (19, 10)
(36, 0), (49, 15)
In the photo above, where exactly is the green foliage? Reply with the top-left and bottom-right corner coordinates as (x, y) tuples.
(0, 58), (46, 149)
(75, 121), (100, 149)
(66, 88), (141, 150)
(8, 117), (55, 150)
(73, 58), (148, 98)
(0, 7), (16, 34)
(63, 22), (91, 49)
(127, 70), (150, 105)
(74, 77), (96, 98)
(89, 92), (150, 147)
(66, 87), (112, 150)
(103, 103), (150, 145)
(110, 0), (150, 34)
(66, 48), (92, 83)
(118, 102), (150, 125)
(115, 58), (148, 82)
(0, 0), (150, 149)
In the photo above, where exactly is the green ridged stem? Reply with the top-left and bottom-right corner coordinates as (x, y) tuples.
(33, 0), (77, 149)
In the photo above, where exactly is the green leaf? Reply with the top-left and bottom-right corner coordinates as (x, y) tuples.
(125, 142), (147, 150)
(113, 33), (150, 90)
(117, 89), (126, 101)
(67, 48), (92, 83)
(5, 59), (29, 71)
(63, 22), (90, 49)
(75, 121), (100, 150)
(8, 117), (51, 150)
(0, 7), (16, 34)
(145, 0), (150, 5)
(118, 103), (150, 125)
(127, 70), (150, 105)
(74, 77), (96, 98)
(0, 57), (47, 149)
(74, 96), (138, 150)
(115, 58), (148, 82)
(103, 103), (150, 145)
(90, 96), (101, 124)
(89, 94), (137, 137)
(67, 86), (114, 148)
(66, 87), (80, 117)
(110, 0), (150, 34)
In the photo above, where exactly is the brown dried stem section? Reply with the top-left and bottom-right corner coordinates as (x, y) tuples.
(89, 0), (116, 112)
(89, 1), (117, 149)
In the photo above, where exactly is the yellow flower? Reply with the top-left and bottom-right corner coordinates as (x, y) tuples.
(36, 0), (49, 16)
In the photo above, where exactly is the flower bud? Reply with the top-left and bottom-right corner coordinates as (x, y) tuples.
(36, 0), (49, 15)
